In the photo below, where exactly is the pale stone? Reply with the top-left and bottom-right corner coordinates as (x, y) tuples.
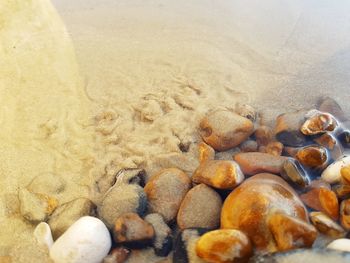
(327, 238), (350, 252)
(34, 222), (54, 249)
(321, 156), (350, 184)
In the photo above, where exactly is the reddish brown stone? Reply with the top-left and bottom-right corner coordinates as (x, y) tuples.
(295, 145), (328, 168)
(234, 152), (288, 176)
(265, 141), (284, 156)
(301, 110), (338, 135)
(340, 199), (350, 230)
(198, 142), (215, 163)
(255, 126), (273, 146)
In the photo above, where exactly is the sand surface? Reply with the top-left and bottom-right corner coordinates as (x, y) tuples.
(1, 0), (350, 262)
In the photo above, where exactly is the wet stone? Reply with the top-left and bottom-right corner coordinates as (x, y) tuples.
(199, 109), (254, 151)
(144, 168), (191, 223)
(281, 158), (310, 189)
(338, 130), (350, 148)
(301, 110), (338, 136)
(314, 133), (337, 150)
(198, 142), (215, 163)
(192, 160), (244, 189)
(234, 152), (288, 176)
(332, 184), (350, 200)
(318, 97), (347, 122)
(295, 145), (328, 168)
(321, 156), (350, 184)
(274, 110), (308, 147)
(340, 199), (350, 231)
(341, 165), (350, 185)
(113, 213), (155, 245)
(310, 211), (345, 238)
(195, 229), (252, 263)
(283, 146), (300, 157)
(239, 139), (258, 153)
(177, 184), (222, 230)
(235, 103), (257, 122)
(265, 141), (284, 156)
(254, 126), (273, 146)
(103, 247), (131, 263)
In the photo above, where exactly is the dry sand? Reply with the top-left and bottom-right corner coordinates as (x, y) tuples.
(1, 0), (350, 262)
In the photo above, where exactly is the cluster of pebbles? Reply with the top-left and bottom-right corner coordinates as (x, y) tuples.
(29, 97), (350, 263)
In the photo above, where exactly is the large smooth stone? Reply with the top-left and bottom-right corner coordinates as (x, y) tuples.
(50, 216), (111, 263)
(321, 156), (350, 184)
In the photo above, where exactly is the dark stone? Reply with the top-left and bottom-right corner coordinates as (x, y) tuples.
(281, 158), (310, 189)
(338, 130), (350, 148)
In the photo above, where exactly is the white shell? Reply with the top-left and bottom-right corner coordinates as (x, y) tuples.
(321, 156), (350, 184)
(34, 222), (54, 249)
(50, 216), (111, 263)
(327, 238), (350, 252)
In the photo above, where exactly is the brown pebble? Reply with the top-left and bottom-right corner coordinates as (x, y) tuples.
(301, 110), (338, 136)
(283, 146), (300, 157)
(239, 139), (258, 152)
(199, 109), (254, 151)
(177, 184), (222, 230)
(310, 211), (345, 238)
(113, 213), (155, 244)
(333, 184), (350, 200)
(195, 229), (252, 263)
(265, 141), (284, 156)
(268, 213), (317, 251)
(314, 133), (337, 150)
(341, 165), (350, 185)
(255, 126), (273, 146)
(295, 145), (328, 168)
(340, 199), (350, 230)
(258, 145), (267, 153)
(281, 158), (310, 189)
(103, 247), (131, 263)
(318, 97), (347, 122)
(192, 160), (244, 189)
(234, 152), (288, 176)
(144, 168), (191, 222)
(198, 142), (215, 163)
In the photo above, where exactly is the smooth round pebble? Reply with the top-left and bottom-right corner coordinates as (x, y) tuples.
(321, 156), (350, 184)
(34, 222), (54, 249)
(49, 216), (111, 263)
(327, 239), (350, 252)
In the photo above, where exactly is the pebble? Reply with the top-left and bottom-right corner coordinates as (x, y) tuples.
(274, 110), (308, 146)
(327, 238), (350, 252)
(321, 156), (350, 184)
(113, 213), (155, 245)
(234, 103), (257, 122)
(195, 229), (252, 263)
(254, 126), (273, 146)
(192, 160), (244, 189)
(48, 197), (96, 239)
(314, 133), (337, 150)
(177, 184), (222, 230)
(144, 168), (191, 222)
(318, 97), (347, 122)
(338, 130), (350, 148)
(283, 146), (300, 157)
(221, 173), (310, 252)
(27, 173), (66, 196)
(268, 213), (317, 251)
(145, 213), (173, 257)
(49, 216), (111, 263)
(300, 187), (339, 220)
(310, 212), (345, 238)
(98, 170), (147, 229)
(295, 145), (328, 168)
(280, 158), (310, 188)
(265, 141), (284, 156)
(19, 188), (58, 223)
(199, 109), (254, 151)
(301, 110), (338, 135)
(239, 139), (258, 152)
(198, 142), (215, 163)
(103, 247), (130, 263)
(340, 199), (350, 230)
(332, 184), (350, 200)
(234, 152), (288, 176)
(34, 222), (54, 249)
(341, 165), (350, 185)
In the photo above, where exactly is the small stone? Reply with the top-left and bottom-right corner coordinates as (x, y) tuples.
(235, 103), (257, 122)
(275, 110), (308, 147)
(199, 109), (254, 151)
(144, 168), (191, 222)
(318, 97), (347, 122)
(283, 146), (300, 157)
(314, 133), (337, 150)
(234, 152), (288, 176)
(192, 160), (244, 189)
(198, 142), (215, 163)
(239, 139), (258, 152)
(310, 212), (345, 238)
(281, 158), (310, 188)
(327, 239), (350, 252)
(195, 229), (252, 263)
(19, 188), (58, 223)
(50, 216), (111, 263)
(295, 145), (328, 168)
(265, 141), (284, 156)
(177, 184), (222, 230)
(98, 170), (147, 229)
(113, 213), (155, 245)
(254, 125), (273, 146)
(34, 222), (54, 249)
(103, 247), (130, 263)
(340, 199), (350, 230)
(48, 198), (96, 239)
(221, 173), (309, 252)
(338, 130), (350, 148)
(258, 145), (267, 153)
(301, 110), (338, 135)
(145, 213), (173, 257)
(332, 184), (350, 200)
(341, 165), (350, 185)
(268, 213), (317, 251)
(321, 156), (350, 184)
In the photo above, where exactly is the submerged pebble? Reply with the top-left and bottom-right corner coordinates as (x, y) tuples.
(340, 199), (350, 230)
(310, 211), (345, 238)
(332, 184), (350, 200)
(265, 141), (284, 156)
(338, 130), (350, 148)
(281, 158), (310, 188)
(301, 110), (338, 135)
(321, 156), (350, 184)
(296, 145), (328, 168)
(254, 125), (273, 146)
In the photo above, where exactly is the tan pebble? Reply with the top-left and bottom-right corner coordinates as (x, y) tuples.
(254, 126), (273, 146)
(265, 141), (283, 156)
(310, 211), (345, 238)
(195, 229), (252, 263)
(340, 199), (350, 230)
(301, 110), (338, 135)
(239, 139), (258, 152)
(199, 109), (254, 151)
(192, 160), (244, 189)
(198, 142), (215, 163)
(296, 145), (328, 168)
